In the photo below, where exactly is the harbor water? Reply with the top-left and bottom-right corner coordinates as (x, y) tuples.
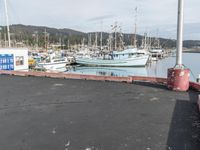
(64, 53), (200, 81)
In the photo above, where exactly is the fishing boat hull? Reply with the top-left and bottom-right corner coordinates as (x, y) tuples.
(76, 55), (149, 67)
(38, 61), (67, 70)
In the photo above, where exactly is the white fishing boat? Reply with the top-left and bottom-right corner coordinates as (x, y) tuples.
(149, 48), (163, 55)
(38, 57), (67, 70)
(149, 35), (164, 61)
(75, 48), (149, 67)
(149, 48), (164, 61)
(37, 52), (71, 70)
(75, 16), (150, 67)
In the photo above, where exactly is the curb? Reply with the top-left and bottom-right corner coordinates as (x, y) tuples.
(131, 76), (167, 85)
(0, 71), (168, 85)
(0, 70), (132, 83)
(0, 70), (191, 86)
(0, 70), (199, 88)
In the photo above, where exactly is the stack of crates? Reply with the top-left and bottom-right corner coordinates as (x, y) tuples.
(0, 54), (14, 70)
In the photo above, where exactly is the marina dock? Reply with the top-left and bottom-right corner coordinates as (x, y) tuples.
(0, 74), (199, 150)
(0, 0), (200, 149)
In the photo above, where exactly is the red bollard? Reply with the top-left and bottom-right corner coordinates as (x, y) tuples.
(167, 68), (190, 91)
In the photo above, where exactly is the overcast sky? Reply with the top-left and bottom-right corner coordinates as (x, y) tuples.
(0, 0), (200, 40)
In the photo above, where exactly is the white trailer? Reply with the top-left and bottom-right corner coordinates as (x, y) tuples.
(0, 48), (28, 71)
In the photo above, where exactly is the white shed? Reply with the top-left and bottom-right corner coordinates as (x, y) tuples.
(0, 48), (28, 71)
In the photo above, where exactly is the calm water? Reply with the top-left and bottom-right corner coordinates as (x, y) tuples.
(65, 53), (200, 81)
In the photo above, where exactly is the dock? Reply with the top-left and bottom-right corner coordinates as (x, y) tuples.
(0, 75), (199, 150)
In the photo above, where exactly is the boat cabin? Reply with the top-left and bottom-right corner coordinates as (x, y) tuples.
(111, 48), (148, 60)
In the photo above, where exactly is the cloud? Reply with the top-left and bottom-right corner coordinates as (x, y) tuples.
(1, 0), (200, 40)
(87, 15), (116, 22)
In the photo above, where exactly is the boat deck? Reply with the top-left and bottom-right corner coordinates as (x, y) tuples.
(0, 75), (200, 150)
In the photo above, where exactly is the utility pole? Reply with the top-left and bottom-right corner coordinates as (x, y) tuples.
(176, 0), (184, 67)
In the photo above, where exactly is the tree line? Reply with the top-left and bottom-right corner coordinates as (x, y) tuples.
(0, 24), (199, 49)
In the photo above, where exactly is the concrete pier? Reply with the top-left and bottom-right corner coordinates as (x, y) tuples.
(0, 75), (199, 150)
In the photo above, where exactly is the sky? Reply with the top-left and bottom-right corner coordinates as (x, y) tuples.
(0, 0), (200, 40)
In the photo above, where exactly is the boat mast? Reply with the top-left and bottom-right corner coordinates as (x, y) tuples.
(100, 21), (103, 50)
(88, 33), (91, 47)
(95, 32), (98, 48)
(33, 31), (38, 50)
(44, 28), (48, 51)
(4, 0), (11, 47)
(156, 29), (160, 48)
(133, 7), (138, 48)
(111, 22), (118, 50)
(119, 26), (124, 51)
(108, 33), (112, 52)
(144, 32), (147, 49)
(115, 22), (117, 50)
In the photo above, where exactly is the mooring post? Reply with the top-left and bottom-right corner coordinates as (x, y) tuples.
(167, 0), (190, 91)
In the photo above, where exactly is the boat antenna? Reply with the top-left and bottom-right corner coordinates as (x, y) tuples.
(4, 0), (11, 47)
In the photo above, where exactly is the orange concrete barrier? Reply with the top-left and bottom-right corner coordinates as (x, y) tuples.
(0, 70), (132, 83)
(0, 71), (169, 85)
(131, 76), (167, 85)
(1, 70), (200, 92)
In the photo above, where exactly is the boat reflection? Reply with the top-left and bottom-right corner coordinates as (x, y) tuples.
(65, 66), (147, 77)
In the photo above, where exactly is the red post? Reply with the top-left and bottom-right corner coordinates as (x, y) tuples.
(167, 68), (190, 91)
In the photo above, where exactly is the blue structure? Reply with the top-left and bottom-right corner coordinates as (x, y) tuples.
(0, 54), (14, 70)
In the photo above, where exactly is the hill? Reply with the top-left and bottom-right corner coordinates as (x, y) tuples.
(0, 24), (199, 49)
